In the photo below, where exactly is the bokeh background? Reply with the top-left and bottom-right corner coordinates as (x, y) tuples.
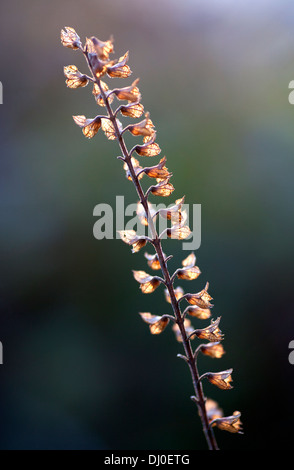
(0, 0), (293, 450)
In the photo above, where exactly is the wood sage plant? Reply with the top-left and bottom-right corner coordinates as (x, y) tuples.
(60, 27), (243, 450)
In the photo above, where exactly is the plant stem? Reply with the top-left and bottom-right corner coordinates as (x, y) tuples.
(85, 53), (219, 450)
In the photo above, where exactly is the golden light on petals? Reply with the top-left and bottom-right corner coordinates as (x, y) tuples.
(72, 115), (101, 139)
(177, 266), (201, 281)
(132, 270), (161, 294)
(194, 317), (224, 342)
(61, 27), (82, 50)
(144, 252), (163, 270)
(201, 342), (225, 359)
(144, 157), (172, 180)
(167, 225), (191, 240)
(101, 118), (122, 140)
(150, 179), (175, 197)
(185, 282), (213, 309)
(206, 369), (233, 390)
(64, 65), (88, 89)
(107, 52), (132, 78)
(90, 35), (114, 60)
(127, 113), (153, 137)
(211, 412), (243, 434)
(120, 102), (144, 118)
(112, 78), (141, 102)
(184, 305), (211, 320)
(135, 134), (161, 157)
(117, 230), (147, 253)
(139, 312), (169, 335)
(182, 252), (196, 268)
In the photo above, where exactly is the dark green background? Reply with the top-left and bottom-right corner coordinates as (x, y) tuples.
(0, 0), (293, 450)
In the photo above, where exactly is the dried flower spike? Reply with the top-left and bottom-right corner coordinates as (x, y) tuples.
(61, 27), (242, 450)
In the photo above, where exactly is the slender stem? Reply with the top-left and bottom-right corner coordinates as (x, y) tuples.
(85, 52), (218, 450)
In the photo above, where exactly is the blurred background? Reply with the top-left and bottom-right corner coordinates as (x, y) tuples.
(0, 0), (293, 450)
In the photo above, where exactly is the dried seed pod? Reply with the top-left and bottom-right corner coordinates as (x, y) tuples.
(107, 52), (132, 78)
(64, 65), (88, 89)
(144, 252), (163, 270)
(132, 270), (161, 294)
(211, 411), (243, 434)
(184, 305), (211, 320)
(143, 157), (172, 180)
(111, 78), (141, 102)
(90, 36), (114, 60)
(134, 133), (161, 157)
(177, 266), (201, 281)
(185, 282), (213, 309)
(117, 230), (147, 253)
(120, 102), (144, 118)
(72, 115), (102, 139)
(205, 368), (233, 390)
(201, 342), (225, 359)
(139, 312), (169, 334)
(61, 27), (82, 50)
(194, 317), (224, 342)
(150, 179), (175, 197)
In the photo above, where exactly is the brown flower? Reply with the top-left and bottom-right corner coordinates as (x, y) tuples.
(90, 36), (114, 60)
(111, 79), (141, 102)
(64, 65), (88, 89)
(139, 312), (169, 335)
(120, 102), (145, 118)
(61, 27), (82, 50)
(143, 157), (172, 181)
(144, 252), (165, 271)
(185, 282), (213, 309)
(117, 230), (147, 253)
(184, 305), (211, 320)
(211, 411), (243, 434)
(72, 115), (102, 139)
(134, 133), (161, 157)
(107, 52), (132, 78)
(201, 342), (225, 359)
(194, 317), (224, 342)
(205, 368), (233, 390)
(132, 270), (161, 294)
(150, 179), (175, 197)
